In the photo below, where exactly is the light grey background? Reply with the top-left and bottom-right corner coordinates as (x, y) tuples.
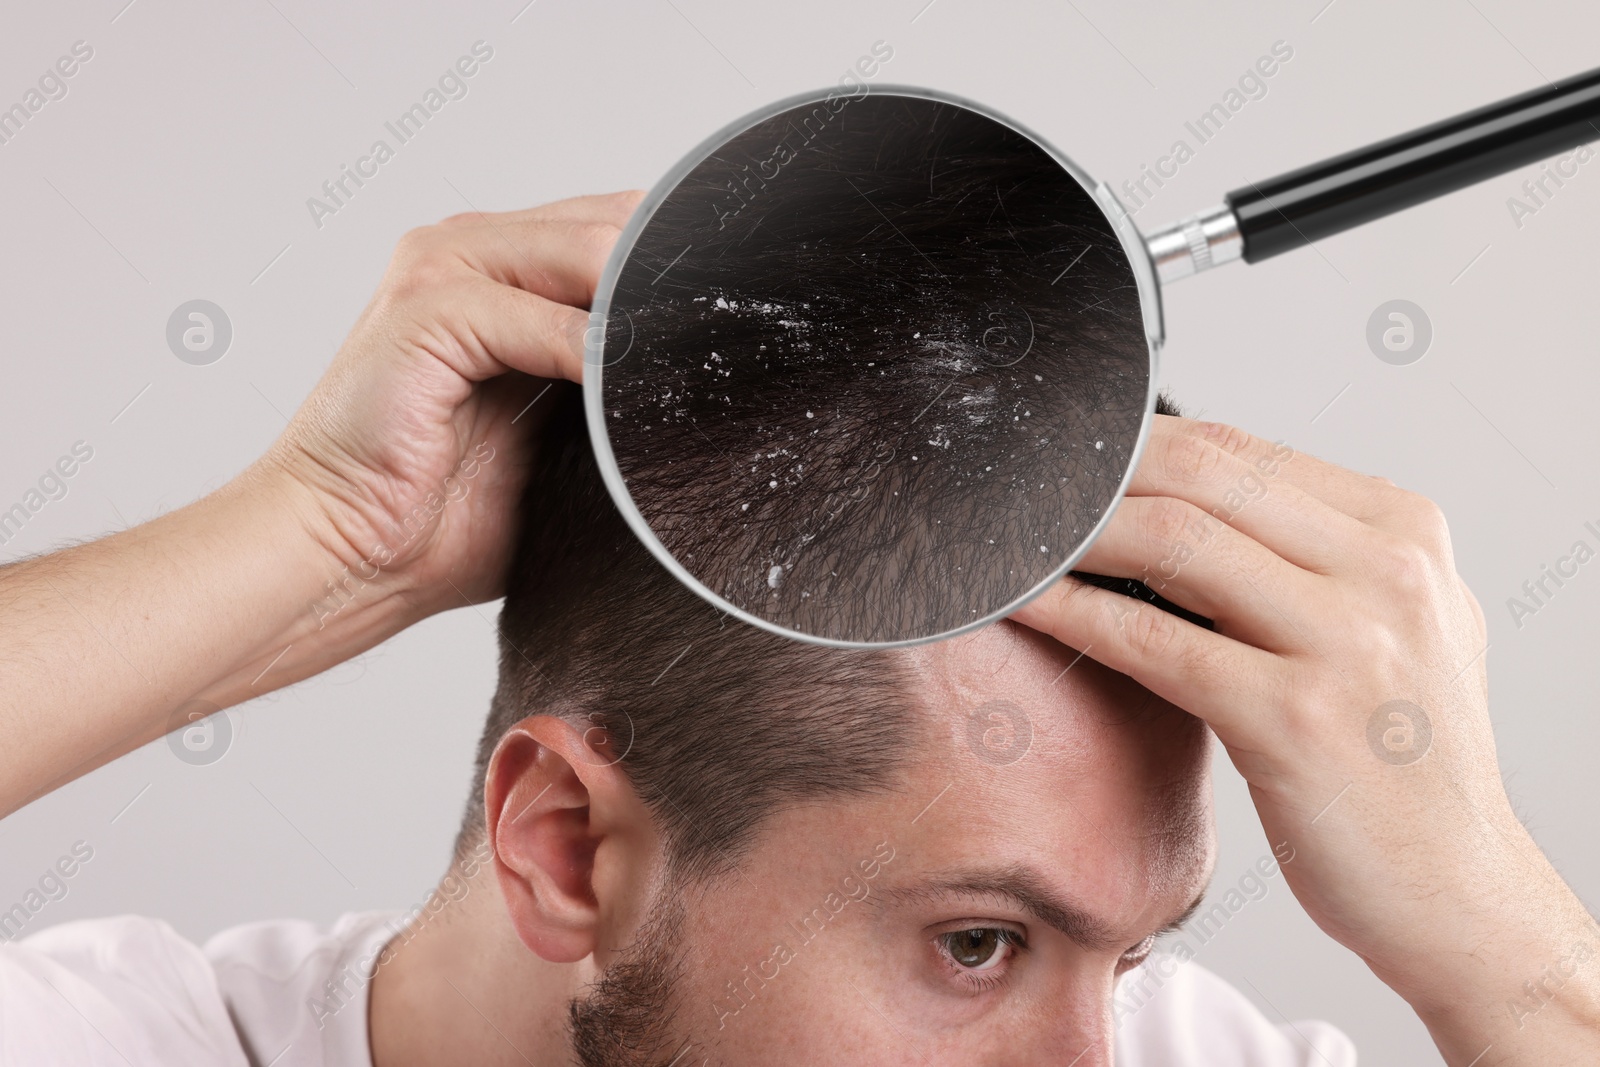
(2, 1), (1597, 1063)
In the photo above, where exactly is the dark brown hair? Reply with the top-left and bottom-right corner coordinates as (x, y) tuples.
(456, 386), (921, 880)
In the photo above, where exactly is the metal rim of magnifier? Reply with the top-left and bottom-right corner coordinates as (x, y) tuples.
(583, 83), (1168, 650)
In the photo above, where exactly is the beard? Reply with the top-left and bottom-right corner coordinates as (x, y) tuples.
(568, 890), (699, 1067)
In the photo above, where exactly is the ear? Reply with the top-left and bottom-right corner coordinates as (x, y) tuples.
(484, 714), (658, 963)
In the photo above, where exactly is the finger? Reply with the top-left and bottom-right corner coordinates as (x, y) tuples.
(1073, 495), (1321, 652)
(417, 190), (645, 306)
(1010, 574), (1282, 746)
(405, 216), (623, 310)
(1154, 415), (1456, 559)
(542, 188), (645, 224)
(440, 189), (644, 230)
(1128, 420), (1369, 574)
(429, 270), (588, 383)
(1157, 415), (1398, 523)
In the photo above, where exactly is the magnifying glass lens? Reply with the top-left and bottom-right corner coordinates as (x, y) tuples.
(597, 92), (1149, 646)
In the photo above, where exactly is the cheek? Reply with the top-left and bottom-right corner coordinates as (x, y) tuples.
(676, 941), (893, 1066)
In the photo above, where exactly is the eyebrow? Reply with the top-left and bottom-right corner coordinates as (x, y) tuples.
(877, 864), (1211, 953)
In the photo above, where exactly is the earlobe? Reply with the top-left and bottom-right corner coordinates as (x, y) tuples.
(485, 717), (609, 963)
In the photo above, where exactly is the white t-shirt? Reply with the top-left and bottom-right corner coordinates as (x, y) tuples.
(0, 912), (1357, 1065)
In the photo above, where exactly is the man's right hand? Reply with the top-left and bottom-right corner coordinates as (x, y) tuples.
(261, 190), (642, 620)
(0, 192), (640, 817)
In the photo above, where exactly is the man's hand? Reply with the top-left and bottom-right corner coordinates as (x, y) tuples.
(0, 193), (640, 818)
(261, 191), (642, 616)
(1012, 415), (1600, 1065)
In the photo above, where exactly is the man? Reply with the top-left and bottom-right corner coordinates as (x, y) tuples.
(1, 193), (1597, 1066)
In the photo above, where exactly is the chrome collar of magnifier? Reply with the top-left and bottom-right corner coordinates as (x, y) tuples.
(1144, 205), (1243, 285)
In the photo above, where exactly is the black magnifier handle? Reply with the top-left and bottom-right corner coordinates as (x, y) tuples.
(1146, 63), (1600, 282)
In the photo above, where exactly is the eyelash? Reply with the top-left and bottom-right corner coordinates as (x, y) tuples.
(1120, 934), (1158, 970)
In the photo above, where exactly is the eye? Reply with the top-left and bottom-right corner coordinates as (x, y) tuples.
(1119, 934), (1158, 971)
(938, 927), (1023, 973)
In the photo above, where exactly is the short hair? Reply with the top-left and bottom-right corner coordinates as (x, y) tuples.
(455, 390), (1205, 881)
(601, 91), (1154, 642)
(457, 386), (920, 881)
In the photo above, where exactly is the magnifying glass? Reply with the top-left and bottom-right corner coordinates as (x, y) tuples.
(585, 69), (1600, 648)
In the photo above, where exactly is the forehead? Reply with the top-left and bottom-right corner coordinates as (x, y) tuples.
(882, 618), (1216, 928)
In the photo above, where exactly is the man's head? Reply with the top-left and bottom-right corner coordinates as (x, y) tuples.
(453, 389), (1215, 1066)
